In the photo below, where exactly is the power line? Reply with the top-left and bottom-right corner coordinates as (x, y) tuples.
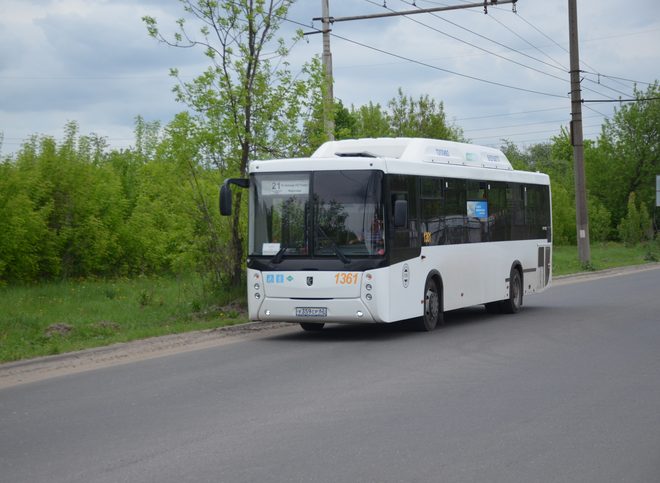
(394, 0), (567, 73)
(453, 106), (566, 121)
(582, 103), (609, 118)
(583, 97), (660, 103)
(390, 0), (620, 101)
(469, 123), (603, 141)
(462, 114), (602, 133)
(513, 12), (634, 96)
(330, 31), (567, 98)
(283, 16), (567, 98)
(581, 72), (653, 87)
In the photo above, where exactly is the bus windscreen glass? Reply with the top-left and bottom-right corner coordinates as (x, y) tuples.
(250, 170), (384, 258)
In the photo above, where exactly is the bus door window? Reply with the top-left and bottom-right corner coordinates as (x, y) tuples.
(442, 178), (467, 244)
(420, 177), (444, 245)
(388, 174), (420, 262)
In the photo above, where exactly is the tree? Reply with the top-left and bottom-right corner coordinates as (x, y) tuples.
(143, 0), (323, 286)
(618, 192), (653, 246)
(387, 88), (464, 141)
(352, 102), (391, 138)
(592, 82), (659, 227)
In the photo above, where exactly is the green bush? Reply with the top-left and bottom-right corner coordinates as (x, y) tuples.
(618, 192), (653, 246)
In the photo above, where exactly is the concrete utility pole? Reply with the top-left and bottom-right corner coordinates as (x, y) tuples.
(568, 0), (591, 264)
(321, 0), (334, 141)
(315, 0), (518, 143)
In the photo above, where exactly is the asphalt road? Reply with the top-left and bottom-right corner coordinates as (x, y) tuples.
(1, 268), (659, 483)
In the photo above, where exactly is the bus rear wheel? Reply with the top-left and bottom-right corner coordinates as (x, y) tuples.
(300, 322), (325, 331)
(417, 278), (443, 331)
(500, 268), (523, 314)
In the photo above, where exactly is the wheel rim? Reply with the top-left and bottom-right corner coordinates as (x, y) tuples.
(425, 285), (439, 324)
(512, 273), (522, 310)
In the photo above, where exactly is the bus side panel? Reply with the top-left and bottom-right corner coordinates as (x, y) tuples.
(419, 240), (547, 312)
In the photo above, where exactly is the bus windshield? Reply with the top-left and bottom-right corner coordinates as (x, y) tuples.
(250, 170), (384, 258)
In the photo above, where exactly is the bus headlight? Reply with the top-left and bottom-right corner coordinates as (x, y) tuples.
(365, 283), (372, 291)
(254, 283), (260, 291)
(254, 293), (261, 299)
(365, 293), (372, 301)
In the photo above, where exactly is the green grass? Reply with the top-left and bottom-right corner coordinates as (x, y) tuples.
(0, 275), (248, 363)
(1, 241), (658, 363)
(552, 240), (659, 276)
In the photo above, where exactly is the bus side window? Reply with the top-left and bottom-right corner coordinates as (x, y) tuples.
(489, 182), (510, 242)
(442, 178), (466, 244)
(509, 183), (526, 240)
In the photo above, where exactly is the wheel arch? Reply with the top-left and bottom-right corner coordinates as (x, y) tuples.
(509, 260), (523, 285)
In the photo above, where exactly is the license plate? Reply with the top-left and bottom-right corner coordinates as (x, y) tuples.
(295, 307), (327, 317)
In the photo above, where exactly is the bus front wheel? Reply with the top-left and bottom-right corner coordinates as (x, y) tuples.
(417, 278), (443, 331)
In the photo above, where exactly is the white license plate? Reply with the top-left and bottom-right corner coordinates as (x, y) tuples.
(295, 307), (327, 317)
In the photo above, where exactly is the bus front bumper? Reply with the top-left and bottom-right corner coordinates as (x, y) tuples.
(251, 297), (379, 324)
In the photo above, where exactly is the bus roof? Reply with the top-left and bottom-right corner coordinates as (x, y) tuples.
(311, 137), (513, 171)
(249, 138), (549, 185)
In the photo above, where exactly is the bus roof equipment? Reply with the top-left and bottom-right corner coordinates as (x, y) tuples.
(311, 137), (514, 170)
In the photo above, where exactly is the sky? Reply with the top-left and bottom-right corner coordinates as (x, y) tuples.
(1, 0), (659, 157)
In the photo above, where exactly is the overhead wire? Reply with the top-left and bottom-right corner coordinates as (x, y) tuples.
(469, 123), (603, 141)
(453, 106), (566, 121)
(410, 0), (633, 99)
(389, 0), (619, 101)
(510, 10), (637, 97)
(384, 0), (571, 78)
(462, 114), (602, 133)
(395, 0), (570, 74)
(282, 11), (616, 143)
(282, 16), (567, 98)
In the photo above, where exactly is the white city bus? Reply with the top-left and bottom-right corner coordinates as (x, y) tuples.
(220, 138), (552, 331)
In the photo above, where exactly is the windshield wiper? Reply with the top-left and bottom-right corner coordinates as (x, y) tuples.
(315, 225), (350, 264)
(270, 245), (288, 264)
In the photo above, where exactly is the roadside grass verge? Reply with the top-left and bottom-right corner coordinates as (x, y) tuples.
(0, 276), (247, 363)
(553, 240), (659, 276)
(1, 241), (658, 363)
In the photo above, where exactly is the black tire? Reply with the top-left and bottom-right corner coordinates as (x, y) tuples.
(500, 268), (523, 314)
(416, 278), (443, 331)
(300, 322), (325, 332)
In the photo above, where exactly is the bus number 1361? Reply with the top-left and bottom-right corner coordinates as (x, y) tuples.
(335, 272), (359, 285)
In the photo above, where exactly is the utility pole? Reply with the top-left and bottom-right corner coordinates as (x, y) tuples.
(568, 0), (590, 264)
(321, 0), (334, 141)
(315, 0), (518, 143)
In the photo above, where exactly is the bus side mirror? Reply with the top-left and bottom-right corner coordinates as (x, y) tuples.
(544, 225), (552, 243)
(394, 199), (408, 228)
(219, 178), (249, 216)
(220, 183), (233, 216)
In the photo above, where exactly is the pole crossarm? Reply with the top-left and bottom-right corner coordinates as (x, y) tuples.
(313, 0), (517, 23)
